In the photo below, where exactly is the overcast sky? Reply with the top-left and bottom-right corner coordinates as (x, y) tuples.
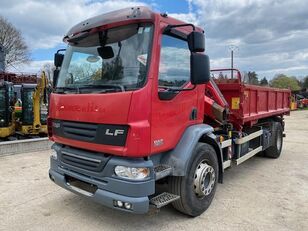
(1, 0), (307, 79)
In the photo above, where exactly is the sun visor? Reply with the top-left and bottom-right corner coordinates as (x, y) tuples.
(63, 6), (155, 43)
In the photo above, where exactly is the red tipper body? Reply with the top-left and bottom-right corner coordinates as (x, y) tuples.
(210, 69), (291, 130)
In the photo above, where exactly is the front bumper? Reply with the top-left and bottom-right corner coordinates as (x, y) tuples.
(49, 144), (155, 214)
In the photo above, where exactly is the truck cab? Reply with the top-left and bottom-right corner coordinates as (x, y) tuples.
(48, 6), (289, 216)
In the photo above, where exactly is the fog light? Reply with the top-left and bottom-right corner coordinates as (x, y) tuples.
(124, 202), (132, 210)
(114, 166), (150, 180)
(117, 200), (123, 207)
(51, 149), (57, 160)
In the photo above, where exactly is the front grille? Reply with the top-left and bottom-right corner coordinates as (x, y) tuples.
(53, 120), (128, 146)
(62, 121), (97, 141)
(60, 147), (110, 172)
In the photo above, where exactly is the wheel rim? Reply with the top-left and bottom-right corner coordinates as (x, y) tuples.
(193, 159), (216, 198)
(276, 130), (282, 151)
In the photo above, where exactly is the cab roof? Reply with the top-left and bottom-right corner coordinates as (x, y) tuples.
(64, 6), (203, 41)
(64, 6), (155, 40)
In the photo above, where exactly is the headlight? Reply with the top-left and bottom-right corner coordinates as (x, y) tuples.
(114, 166), (150, 180)
(51, 149), (57, 160)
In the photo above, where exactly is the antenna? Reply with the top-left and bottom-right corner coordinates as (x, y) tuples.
(228, 45), (238, 79)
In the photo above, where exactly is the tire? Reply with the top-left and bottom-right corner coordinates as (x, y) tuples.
(168, 143), (218, 217)
(263, 122), (283, 158)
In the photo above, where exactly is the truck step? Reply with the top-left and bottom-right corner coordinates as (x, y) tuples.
(154, 165), (172, 180)
(150, 192), (180, 208)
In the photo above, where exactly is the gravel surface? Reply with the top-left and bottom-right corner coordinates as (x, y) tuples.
(1, 110), (308, 231)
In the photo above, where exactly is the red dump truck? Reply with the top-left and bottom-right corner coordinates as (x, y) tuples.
(48, 7), (290, 216)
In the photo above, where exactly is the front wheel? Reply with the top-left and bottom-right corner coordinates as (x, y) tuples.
(168, 143), (218, 217)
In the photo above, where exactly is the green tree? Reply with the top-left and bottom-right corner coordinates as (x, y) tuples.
(302, 76), (308, 89)
(247, 71), (259, 85)
(260, 77), (268, 86)
(270, 74), (300, 91)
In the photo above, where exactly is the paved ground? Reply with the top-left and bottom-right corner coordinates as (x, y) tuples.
(1, 111), (308, 231)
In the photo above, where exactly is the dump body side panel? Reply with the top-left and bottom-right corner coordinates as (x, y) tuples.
(216, 82), (290, 128)
(242, 84), (290, 123)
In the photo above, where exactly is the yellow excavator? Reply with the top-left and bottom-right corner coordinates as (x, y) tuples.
(17, 71), (48, 136)
(0, 81), (15, 138)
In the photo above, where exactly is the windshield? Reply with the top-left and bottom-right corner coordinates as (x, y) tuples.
(0, 88), (7, 126)
(22, 89), (34, 125)
(56, 23), (153, 93)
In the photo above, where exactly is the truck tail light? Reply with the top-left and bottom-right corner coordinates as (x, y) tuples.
(47, 118), (53, 140)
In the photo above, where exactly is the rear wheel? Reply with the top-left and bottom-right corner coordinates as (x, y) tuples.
(168, 143), (218, 217)
(263, 122), (283, 158)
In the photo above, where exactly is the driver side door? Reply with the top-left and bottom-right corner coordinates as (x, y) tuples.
(151, 34), (199, 153)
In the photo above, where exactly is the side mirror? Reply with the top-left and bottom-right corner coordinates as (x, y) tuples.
(190, 53), (210, 85)
(54, 53), (64, 67)
(187, 31), (205, 52)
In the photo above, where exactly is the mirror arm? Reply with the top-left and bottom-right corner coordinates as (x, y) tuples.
(56, 49), (66, 54)
(164, 23), (196, 33)
(98, 30), (108, 47)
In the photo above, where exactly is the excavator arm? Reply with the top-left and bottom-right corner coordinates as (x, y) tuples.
(18, 71), (49, 135)
(32, 71), (48, 132)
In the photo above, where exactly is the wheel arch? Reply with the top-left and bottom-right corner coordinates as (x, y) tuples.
(259, 115), (284, 131)
(161, 124), (224, 183)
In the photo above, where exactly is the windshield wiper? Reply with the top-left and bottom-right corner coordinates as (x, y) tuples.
(54, 86), (80, 94)
(54, 84), (125, 94)
(77, 84), (125, 92)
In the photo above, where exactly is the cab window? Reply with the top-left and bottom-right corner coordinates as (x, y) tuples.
(158, 35), (190, 89)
